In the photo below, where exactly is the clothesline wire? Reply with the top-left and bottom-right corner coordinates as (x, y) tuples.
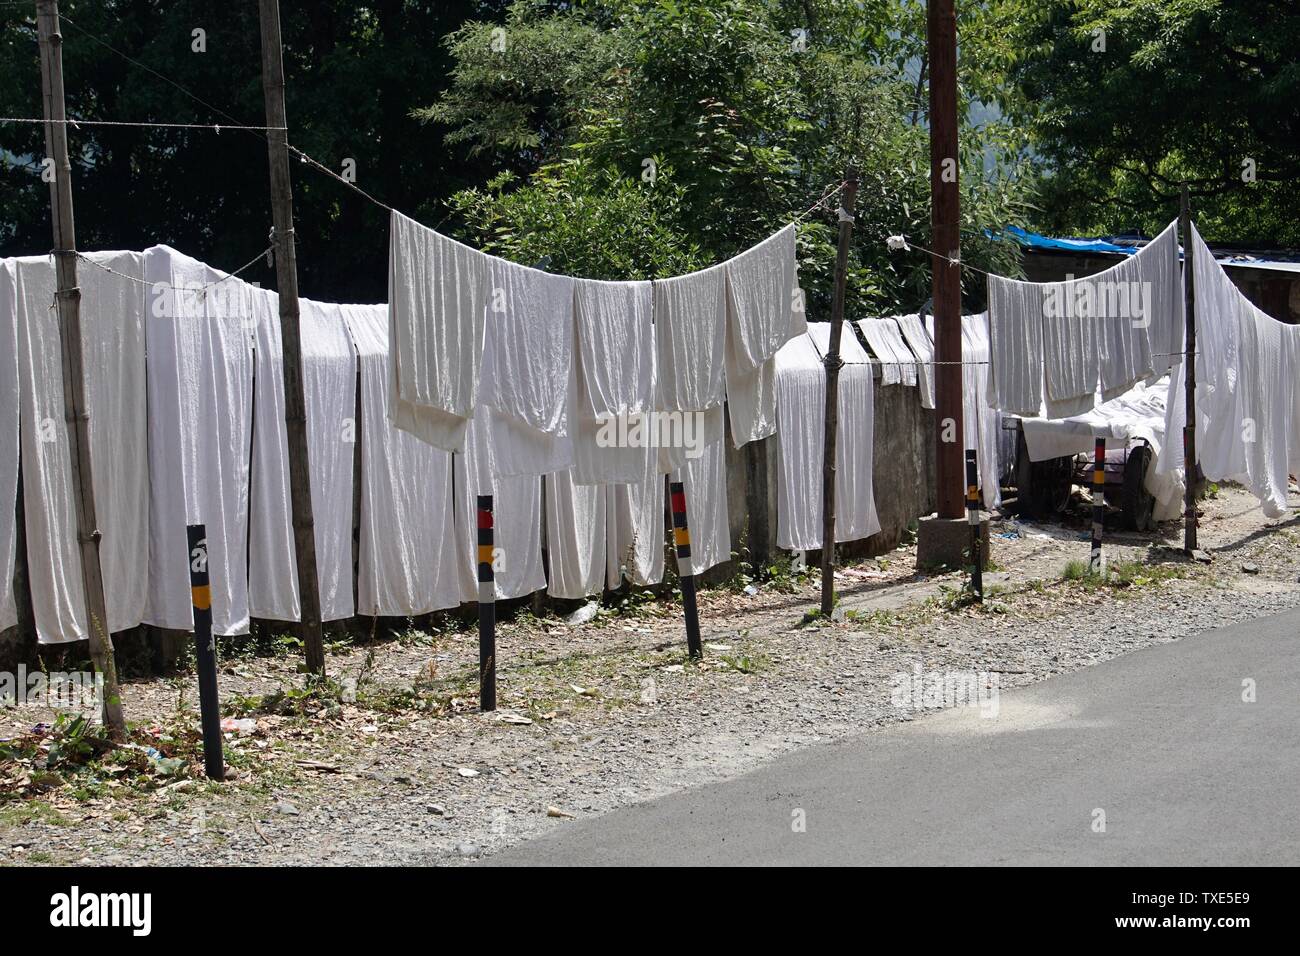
(69, 244), (275, 295)
(0, 116), (285, 132)
(57, 13), (263, 140)
(888, 235), (996, 278)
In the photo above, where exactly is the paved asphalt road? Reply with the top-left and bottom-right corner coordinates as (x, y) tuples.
(487, 607), (1300, 865)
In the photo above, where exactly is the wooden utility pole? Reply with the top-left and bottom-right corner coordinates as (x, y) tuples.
(928, 0), (964, 521)
(258, 0), (326, 674)
(819, 169), (859, 617)
(36, 0), (126, 738)
(1179, 185), (1199, 553)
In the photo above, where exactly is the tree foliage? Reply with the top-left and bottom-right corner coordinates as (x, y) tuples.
(1001, 0), (1300, 245)
(431, 0), (1033, 317)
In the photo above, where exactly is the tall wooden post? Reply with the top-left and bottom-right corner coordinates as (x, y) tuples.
(36, 0), (126, 738)
(1179, 185), (1199, 554)
(819, 169), (859, 617)
(928, 0), (964, 520)
(258, 0), (326, 674)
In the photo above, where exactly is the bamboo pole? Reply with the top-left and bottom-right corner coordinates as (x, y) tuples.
(258, 0), (326, 674)
(1179, 185), (1199, 554)
(35, 0), (126, 738)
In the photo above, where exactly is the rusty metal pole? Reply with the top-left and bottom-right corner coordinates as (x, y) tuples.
(928, 0), (964, 520)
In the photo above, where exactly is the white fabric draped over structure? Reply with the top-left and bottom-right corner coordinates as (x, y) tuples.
(774, 328), (881, 550)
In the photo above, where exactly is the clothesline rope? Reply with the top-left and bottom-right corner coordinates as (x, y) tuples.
(71, 245), (275, 294)
(0, 116), (286, 132)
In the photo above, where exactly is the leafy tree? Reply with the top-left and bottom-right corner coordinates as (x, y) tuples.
(429, 0), (1033, 317)
(1002, 0), (1300, 245)
(0, 0), (516, 302)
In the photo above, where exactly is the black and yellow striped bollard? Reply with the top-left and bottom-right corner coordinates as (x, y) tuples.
(477, 495), (497, 712)
(964, 449), (983, 603)
(186, 524), (224, 781)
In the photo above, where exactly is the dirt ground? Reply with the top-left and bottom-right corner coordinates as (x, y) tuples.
(3, 483), (1299, 866)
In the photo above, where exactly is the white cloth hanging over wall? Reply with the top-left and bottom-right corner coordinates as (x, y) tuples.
(572, 279), (656, 483)
(670, 437), (731, 576)
(1160, 223), (1296, 519)
(479, 260), (575, 477)
(860, 318), (918, 387)
(143, 245), (253, 636)
(455, 404), (547, 601)
(387, 209), (492, 453)
(960, 315), (1003, 511)
(774, 331), (881, 550)
(344, 302), (464, 616)
(805, 320), (871, 365)
(545, 471), (608, 599)
(247, 291), (358, 623)
(12, 253), (151, 644)
(895, 313), (935, 408)
(0, 261), (18, 632)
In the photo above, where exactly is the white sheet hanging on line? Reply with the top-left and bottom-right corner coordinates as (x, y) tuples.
(387, 209), (492, 453)
(895, 313), (935, 408)
(479, 259), (576, 477)
(344, 302), (463, 616)
(247, 291), (358, 622)
(724, 225), (798, 368)
(988, 221), (1179, 419)
(13, 252), (151, 643)
(572, 279), (656, 483)
(986, 274), (1046, 416)
(455, 404), (547, 601)
(545, 471), (608, 599)
(142, 245), (254, 636)
(774, 332), (881, 550)
(670, 437), (731, 576)
(654, 264), (727, 470)
(0, 261), (21, 632)
(1161, 224), (1294, 518)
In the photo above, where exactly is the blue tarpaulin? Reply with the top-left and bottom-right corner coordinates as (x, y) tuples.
(992, 225), (1138, 255)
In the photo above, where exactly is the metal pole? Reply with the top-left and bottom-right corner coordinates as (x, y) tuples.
(928, 0), (964, 520)
(477, 494), (497, 711)
(819, 169), (859, 617)
(669, 479), (703, 657)
(35, 0), (126, 738)
(1179, 185), (1199, 554)
(187, 525), (224, 781)
(258, 0), (326, 675)
(965, 449), (982, 601)
(1090, 438), (1106, 574)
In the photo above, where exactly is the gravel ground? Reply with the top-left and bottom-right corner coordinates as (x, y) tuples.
(3, 484), (1299, 866)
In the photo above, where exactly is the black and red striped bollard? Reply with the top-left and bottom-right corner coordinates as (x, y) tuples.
(964, 449), (983, 602)
(1090, 438), (1105, 574)
(669, 480), (703, 658)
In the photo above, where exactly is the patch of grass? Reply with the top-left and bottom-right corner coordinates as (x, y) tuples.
(0, 800), (71, 827)
(718, 652), (770, 675)
(1060, 557), (1191, 592)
